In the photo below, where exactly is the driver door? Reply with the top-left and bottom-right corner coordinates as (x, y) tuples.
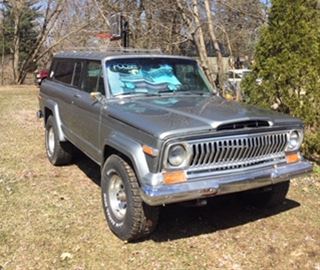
(71, 60), (105, 162)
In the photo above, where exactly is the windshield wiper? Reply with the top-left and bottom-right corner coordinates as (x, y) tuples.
(158, 90), (212, 96)
(178, 91), (211, 96)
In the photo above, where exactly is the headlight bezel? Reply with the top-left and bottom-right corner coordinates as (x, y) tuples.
(164, 142), (192, 169)
(286, 129), (304, 152)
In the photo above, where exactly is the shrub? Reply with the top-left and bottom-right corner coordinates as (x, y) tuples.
(242, 0), (320, 162)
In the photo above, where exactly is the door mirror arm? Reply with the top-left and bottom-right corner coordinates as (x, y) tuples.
(90, 92), (107, 106)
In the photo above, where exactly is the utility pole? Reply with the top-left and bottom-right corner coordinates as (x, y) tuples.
(121, 16), (129, 48)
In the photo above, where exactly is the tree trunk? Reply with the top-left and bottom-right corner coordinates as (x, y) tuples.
(204, 0), (225, 95)
(219, 24), (234, 69)
(167, 14), (177, 54)
(146, 11), (153, 49)
(12, 9), (20, 83)
(192, 0), (215, 86)
(1, 12), (5, 85)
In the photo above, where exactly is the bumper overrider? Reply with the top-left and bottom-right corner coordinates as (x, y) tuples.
(140, 160), (313, 206)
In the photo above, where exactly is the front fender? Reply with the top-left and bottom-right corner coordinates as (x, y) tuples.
(103, 132), (156, 185)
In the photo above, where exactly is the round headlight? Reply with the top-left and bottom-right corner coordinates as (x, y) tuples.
(168, 144), (187, 167)
(287, 130), (302, 151)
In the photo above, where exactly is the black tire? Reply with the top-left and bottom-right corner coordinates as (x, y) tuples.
(239, 181), (290, 208)
(101, 155), (159, 241)
(45, 115), (73, 166)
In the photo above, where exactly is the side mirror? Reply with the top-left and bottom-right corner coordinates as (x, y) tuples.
(90, 92), (104, 103)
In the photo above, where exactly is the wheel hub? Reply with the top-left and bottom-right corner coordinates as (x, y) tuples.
(108, 174), (127, 220)
(47, 127), (55, 156)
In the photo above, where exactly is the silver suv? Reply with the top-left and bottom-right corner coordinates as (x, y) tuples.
(38, 49), (312, 241)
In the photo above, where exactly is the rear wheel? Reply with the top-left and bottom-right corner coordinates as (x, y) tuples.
(101, 155), (159, 241)
(45, 115), (73, 165)
(239, 181), (290, 208)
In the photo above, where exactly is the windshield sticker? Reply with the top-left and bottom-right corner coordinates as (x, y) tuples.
(108, 64), (181, 94)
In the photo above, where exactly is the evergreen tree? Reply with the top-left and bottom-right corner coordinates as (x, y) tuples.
(242, 0), (320, 160)
(0, 1), (40, 80)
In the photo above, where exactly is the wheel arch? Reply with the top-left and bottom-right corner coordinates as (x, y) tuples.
(103, 145), (135, 173)
(43, 100), (66, 141)
(44, 107), (53, 124)
(102, 134), (150, 186)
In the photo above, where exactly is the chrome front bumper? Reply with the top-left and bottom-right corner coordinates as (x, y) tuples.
(140, 160), (313, 206)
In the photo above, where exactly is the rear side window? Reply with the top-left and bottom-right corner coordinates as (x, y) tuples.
(82, 61), (105, 94)
(53, 60), (74, 84)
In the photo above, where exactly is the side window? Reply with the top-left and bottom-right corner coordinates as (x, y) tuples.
(82, 61), (105, 94)
(72, 61), (82, 88)
(53, 60), (74, 84)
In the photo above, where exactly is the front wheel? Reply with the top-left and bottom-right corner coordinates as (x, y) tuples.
(239, 181), (290, 208)
(101, 155), (159, 241)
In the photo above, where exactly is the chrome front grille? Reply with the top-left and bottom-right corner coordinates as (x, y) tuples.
(188, 131), (288, 172)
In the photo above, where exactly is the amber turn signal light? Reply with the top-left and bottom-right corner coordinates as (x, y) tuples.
(286, 152), (300, 164)
(163, 170), (187, 185)
(142, 145), (158, 157)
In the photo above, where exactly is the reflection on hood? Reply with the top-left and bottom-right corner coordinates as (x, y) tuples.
(107, 95), (300, 139)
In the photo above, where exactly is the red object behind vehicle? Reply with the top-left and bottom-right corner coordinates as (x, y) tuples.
(36, 69), (48, 85)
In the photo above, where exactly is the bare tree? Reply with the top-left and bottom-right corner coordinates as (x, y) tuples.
(193, 0), (217, 84)
(204, 0), (224, 93)
(214, 0), (265, 61)
(3, 0), (266, 85)
(8, 0), (22, 82)
(176, 0), (216, 85)
(6, 0), (99, 84)
(17, 0), (64, 83)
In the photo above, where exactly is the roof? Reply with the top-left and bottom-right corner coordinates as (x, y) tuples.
(54, 48), (195, 61)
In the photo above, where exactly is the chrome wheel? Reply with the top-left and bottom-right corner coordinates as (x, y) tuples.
(47, 127), (55, 157)
(108, 173), (127, 220)
(101, 155), (159, 241)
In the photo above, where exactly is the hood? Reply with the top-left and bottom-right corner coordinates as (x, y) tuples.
(107, 95), (301, 139)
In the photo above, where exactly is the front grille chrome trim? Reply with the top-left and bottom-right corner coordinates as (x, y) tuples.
(186, 131), (289, 173)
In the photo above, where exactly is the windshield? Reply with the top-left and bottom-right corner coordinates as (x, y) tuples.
(106, 58), (214, 96)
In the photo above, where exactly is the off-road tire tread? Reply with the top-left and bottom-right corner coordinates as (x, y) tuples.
(102, 155), (159, 241)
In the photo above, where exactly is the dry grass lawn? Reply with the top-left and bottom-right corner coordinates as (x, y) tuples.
(0, 86), (319, 270)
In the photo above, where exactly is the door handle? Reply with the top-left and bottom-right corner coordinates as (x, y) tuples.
(73, 94), (81, 98)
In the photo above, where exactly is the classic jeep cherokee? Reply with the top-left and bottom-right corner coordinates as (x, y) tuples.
(38, 49), (313, 241)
